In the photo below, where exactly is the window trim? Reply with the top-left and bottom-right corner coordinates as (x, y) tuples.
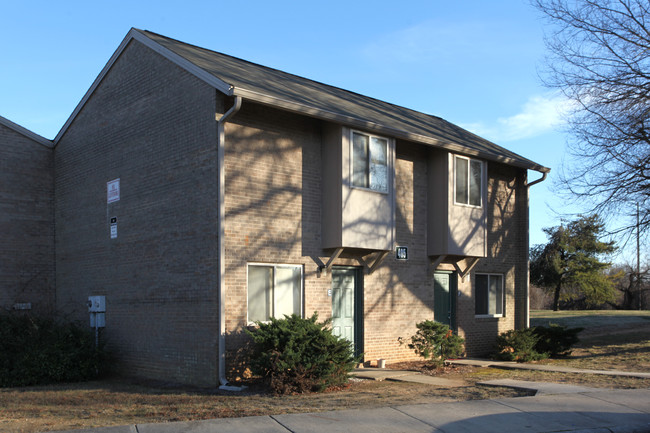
(474, 273), (504, 318)
(350, 130), (390, 194)
(246, 263), (304, 325)
(454, 155), (483, 208)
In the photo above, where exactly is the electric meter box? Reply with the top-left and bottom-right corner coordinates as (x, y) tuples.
(88, 295), (106, 312)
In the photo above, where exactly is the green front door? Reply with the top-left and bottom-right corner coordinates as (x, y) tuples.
(331, 267), (362, 356)
(434, 271), (457, 330)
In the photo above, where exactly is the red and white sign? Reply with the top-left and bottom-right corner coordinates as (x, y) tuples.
(107, 179), (120, 204)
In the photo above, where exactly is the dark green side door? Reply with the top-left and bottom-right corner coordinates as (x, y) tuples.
(434, 271), (457, 330)
(331, 267), (363, 357)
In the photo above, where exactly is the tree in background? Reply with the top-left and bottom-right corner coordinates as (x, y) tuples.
(530, 215), (617, 310)
(607, 263), (650, 309)
(533, 0), (650, 240)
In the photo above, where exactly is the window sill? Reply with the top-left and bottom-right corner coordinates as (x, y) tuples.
(474, 314), (503, 319)
(350, 185), (389, 195)
(453, 201), (482, 209)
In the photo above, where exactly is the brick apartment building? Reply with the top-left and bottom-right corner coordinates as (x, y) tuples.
(0, 28), (549, 388)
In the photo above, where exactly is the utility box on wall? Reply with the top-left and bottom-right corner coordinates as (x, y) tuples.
(88, 295), (106, 327)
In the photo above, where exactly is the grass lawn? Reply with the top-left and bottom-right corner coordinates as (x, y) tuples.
(530, 309), (650, 330)
(2, 310), (649, 433)
(530, 309), (650, 372)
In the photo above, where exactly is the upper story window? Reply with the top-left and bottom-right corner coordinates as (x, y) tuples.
(247, 264), (302, 323)
(352, 131), (388, 193)
(454, 155), (482, 207)
(475, 273), (503, 317)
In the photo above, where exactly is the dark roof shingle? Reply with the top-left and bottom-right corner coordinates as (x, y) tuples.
(139, 30), (548, 173)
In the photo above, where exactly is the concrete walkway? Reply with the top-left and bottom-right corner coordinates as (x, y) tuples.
(54, 362), (650, 433)
(57, 388), (650, 433)
(450, 358), (650, 379)
(352, 368), (467, 387)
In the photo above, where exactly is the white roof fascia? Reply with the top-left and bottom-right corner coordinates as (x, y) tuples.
(53, 28), (234, 145)
(232, 87), (550, 173)
(0, 115), (52, 148)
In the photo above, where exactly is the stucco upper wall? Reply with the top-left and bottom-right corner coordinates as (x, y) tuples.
(54, 39), (220, 386)
(322, 125), (395, 251)
(446, 153), (487, 257)
(427, 150), (487, 257)
(0, 121), (54, 315)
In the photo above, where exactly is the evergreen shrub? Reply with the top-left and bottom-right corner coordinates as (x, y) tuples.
(495, 328), (547, 362)
(403, 320), (464, 367)
(0, 314), (110, 387)
(532, 323), (583, 357)
(245, 313), (358, 394)
(495, 324), (582, 362)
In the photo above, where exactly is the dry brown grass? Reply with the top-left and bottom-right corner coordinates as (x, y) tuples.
(0, 378), (523, 433)
(2, 310), (649, 433)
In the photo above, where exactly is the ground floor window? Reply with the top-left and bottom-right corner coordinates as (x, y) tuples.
(475, 273), (503, 317)
(247, 264), (302, 323)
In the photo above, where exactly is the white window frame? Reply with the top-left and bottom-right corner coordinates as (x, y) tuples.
(350, 130), (390, 194)
(454, 155), (483, 208)
(474, 273), (504, 318)
(246, 263), (304, 324)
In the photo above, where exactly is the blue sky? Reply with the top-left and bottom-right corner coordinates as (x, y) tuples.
(1, 0), (602, 255)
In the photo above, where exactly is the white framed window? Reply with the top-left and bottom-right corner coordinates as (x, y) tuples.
(475, 273), (503, 317)
(247, 264), (303, 323)
(351, 130), (389, 193)
(454, 155), (482, 207)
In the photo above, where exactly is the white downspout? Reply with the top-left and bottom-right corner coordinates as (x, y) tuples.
(525, 171), (548, 328)
(217, 96), (242, 390)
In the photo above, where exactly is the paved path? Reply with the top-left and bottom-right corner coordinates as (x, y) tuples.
(54, 361), (650, 433)
(352, 368), (467, 387)
(450, 358), (650, 379)
(58, 388), (650, 433)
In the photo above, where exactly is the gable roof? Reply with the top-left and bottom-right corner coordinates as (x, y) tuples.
(55, 28), (549, 173)
(0, 115), (53, 148)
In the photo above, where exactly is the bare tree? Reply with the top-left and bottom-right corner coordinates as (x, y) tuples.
(607, 262), (650, 309)
(534, 0), (650, 239)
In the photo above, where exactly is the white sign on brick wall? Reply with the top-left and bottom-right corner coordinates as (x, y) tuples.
(107, 178), (120, 203)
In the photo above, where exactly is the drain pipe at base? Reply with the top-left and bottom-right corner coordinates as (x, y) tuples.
(524, 171), (548, 329)
(217, 96), (243, 391)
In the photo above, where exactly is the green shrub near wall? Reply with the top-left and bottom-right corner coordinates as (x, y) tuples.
(0, 314), (110, 387)
(494, 328), (547, 362)
(246, 313), (358, 394)
(401, 320), (465, 367)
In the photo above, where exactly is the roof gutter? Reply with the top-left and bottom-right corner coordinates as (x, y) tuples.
(232, 87), (551, 174)
(216, 95), (243, 391)
(527, 171), (548, 188)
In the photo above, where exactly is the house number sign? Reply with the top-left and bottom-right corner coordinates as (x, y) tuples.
(396, 246), (408, 260)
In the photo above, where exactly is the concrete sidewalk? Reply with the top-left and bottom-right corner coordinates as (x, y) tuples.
(57, 387), (650, 433)
(53, 361), (650, 433)
(352, 368), (467, 387)
(451, 358), (650, 379)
